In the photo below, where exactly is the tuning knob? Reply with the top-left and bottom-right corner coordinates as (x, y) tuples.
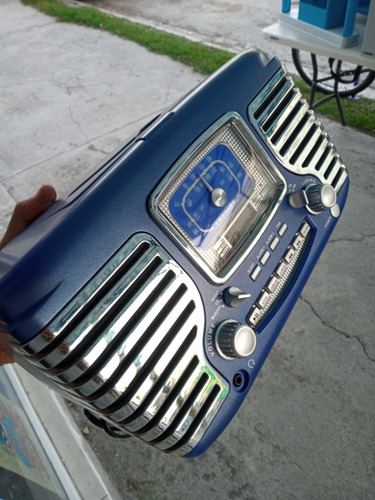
(305, 183), (337, 212)
(215, 320), (256, 359)
(288, 183), (338, 214)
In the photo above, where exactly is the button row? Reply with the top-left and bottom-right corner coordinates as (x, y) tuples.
(248, 221), (311, 327)
(250, 222), (288, 282)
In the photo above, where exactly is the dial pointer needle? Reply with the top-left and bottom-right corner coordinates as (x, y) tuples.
(199, 175), (213, 192)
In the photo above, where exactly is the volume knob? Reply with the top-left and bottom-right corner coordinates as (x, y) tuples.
(215, 320), (256, 360)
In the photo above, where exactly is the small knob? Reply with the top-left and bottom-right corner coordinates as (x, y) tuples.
(223, 287), (251, 307)
(215, 320), (256, 359)
(305, 183), (337, 213)
(288, 183), (337, 214)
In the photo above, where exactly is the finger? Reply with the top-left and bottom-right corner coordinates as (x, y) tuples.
(0, 333), (14, 365)
(0, 351), (13, 365)
(0, 185), (57, 250)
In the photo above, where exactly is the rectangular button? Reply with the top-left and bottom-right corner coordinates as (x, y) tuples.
(248, 306), (262, 325)
(269, 236), (280, 251)
(292, 234), (304, 251)
(275, 261), (288, 278)
(265, 275), (278, 293)
(250, 265), (262, 281)
(300, 221), (311, 237)
(256, 291), (270, 309)
(283, 247), (296, 264)
(278, 223), (288, 237)
(260, 250), (271, 266)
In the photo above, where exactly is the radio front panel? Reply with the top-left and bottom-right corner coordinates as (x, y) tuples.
(0, 50), (349, 457)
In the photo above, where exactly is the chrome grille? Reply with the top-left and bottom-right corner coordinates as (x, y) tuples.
(248, 68), (348, 193)
(15, 233), (229, 456)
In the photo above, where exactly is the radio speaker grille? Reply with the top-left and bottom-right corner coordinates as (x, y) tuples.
(15, 234), (228, 456)
(248, 68), (348, 193)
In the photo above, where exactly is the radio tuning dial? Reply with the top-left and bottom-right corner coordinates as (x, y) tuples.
(288, 183), (338, 214)
(215, 320), (256, 359)
(305, 183), (337, 212)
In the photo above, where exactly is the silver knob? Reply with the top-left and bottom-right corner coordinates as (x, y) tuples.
(215, 320), (256, 359)
(288, 183), (337, 214)
(223, 287), (251, 308)
(305, 183), (337, 213)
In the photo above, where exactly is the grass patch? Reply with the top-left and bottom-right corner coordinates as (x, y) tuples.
(22, 0), (233, 75)
(293, 76), (375, 136)
(22, 0), (375, 135)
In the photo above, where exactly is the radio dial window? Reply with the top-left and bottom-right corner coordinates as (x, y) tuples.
(151, 114), (286, 283)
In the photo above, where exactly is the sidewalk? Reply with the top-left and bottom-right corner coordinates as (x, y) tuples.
(1, 1), (374, 499)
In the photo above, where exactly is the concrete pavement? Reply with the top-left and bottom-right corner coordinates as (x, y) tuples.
(1, 1), (374, 499)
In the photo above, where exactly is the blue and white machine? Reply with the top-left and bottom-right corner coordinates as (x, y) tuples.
(0, 51), (349, 457)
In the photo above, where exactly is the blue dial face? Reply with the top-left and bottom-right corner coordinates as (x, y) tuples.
(169, 144), (252, 248)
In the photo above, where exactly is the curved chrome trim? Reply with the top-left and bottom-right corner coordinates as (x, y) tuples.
(248, 68), (348, 194)
(15, 234), (229, 456)
(150, 113), (286, 284)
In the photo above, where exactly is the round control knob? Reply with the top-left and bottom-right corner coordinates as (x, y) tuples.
(223, 287), (251, 308)
(215, 320), (256, 360)
(288, 183), (337, 214)
(305, 183), (337, 213)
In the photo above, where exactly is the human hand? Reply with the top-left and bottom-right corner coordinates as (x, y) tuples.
(0, 185), (56, 250)
(0, 185), (57, 365)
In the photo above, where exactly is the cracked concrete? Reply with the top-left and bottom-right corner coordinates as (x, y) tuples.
(1, 1), (374, 499)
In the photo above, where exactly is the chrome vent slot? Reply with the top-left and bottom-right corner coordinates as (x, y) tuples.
(248, 67), (348, 194)
(15, 233), (228, 456)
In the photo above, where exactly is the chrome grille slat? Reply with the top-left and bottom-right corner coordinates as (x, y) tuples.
(256, 76), (294, 129)
(168, 385), (225, 453)
(77, 323), (197, 422)
(134, 362), (205, 441)
(282, 111), (316, 163)
(291, 123), (323, 167)
(57, 267), (183, 388)
(41, 250), (165, 373)
(302, 132), (329, 169)
(153, 376), (215, 451)
(94, 297), (196, 412)
(266, 89), (302, 139)
(249, 67), (348, 193)
(273, 101), (311, 151)
(15, 233), (229, 456)
(73, 276), (189, 397)
(331, 166), (347, 192)
(324, 158), (343, 185)
(124, 340), (199, 432)
(317, 145), (337, 173)
(21, 240), (153, 358)
(125, 319), (199, 415)
(163, 383), (223, 455)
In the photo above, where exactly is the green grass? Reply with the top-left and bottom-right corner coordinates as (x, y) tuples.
(22, 0), (233, 75)
(294, 76), (375, 136)
(22, 0), (375, 135)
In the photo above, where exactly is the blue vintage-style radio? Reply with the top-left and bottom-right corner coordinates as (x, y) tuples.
(0, 50), (349, 457)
